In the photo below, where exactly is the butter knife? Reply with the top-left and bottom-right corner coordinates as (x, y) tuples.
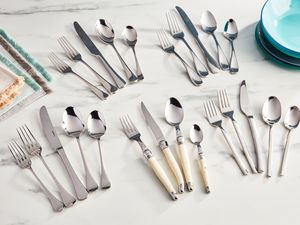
(141, 102), (184, 193)
(239, 80), (264, 173)
(39, 106), (88, 200)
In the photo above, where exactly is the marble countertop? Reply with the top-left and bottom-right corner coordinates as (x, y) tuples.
(1, 0), (300, 224)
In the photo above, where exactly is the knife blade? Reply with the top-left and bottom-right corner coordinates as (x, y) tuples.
(73, 21), (126, 88)
(175, 6), (198, 38)
(239, 80), (253, 117)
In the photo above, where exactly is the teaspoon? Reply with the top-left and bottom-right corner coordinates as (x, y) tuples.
(280, 106), (300, 176)
(224, 19), (239, 73)
(262, 96), (282, 177)
(201, 10), (229, 70)
(96, 19), (138, 83)
(87, 110), (111, 189)
(62, 106), (98, 192)
(122, 25), (144, 80)
(165, 97), (193, 191)
(189, 124), (210, 193)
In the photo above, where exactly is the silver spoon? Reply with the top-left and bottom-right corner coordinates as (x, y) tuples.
(96, 19), (138, 83)
(165, 97), (193, 191)
(87, 110), (111, 189)
(280, 106), (300, 176)
(189, 124), (210, 193)
(201, 10), (229, 70)
(62, 106), (98, 192)
(262, 96), (282, 177)
(122, 25), (144, 81)
(224, 19), (239, 73)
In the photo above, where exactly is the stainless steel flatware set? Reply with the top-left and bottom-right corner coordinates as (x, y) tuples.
(8, 105), (111, 211)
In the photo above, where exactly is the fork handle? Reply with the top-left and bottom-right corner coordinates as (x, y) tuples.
(220, 128), (249, 175)
(178, 143), (193, 191)
(162, 147), (184, 193)
(148, 156), (178, 201)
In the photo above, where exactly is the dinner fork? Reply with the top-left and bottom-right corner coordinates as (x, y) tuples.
(58, 36), (118, 94)
(166, 10), (209, 76)
(8, 140), (64, 212)
(120, 115), (178, 200)
(156, 30), (203, 86)
(49, 53), (108, 100)
(204, 100), (248, 175)
(217, 90), (258, 173)
(17, 124), (76, 207)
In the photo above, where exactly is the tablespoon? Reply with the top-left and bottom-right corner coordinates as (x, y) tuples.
(262, 96), (282, 177)
(87, 110), (111, 189)
(280, 106), (300, 176)
(201, 10), (229, 70)
(96, 19), (138, 83)
(62, 106), (98, 192)
(122, 25), (144, 80)
(224, 19), (239, 73)
(190, 124), (210, 193)
(165, 97), (193, 191)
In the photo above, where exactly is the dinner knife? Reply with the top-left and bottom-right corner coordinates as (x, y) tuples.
(175, 6), (220, 73)
(73, 21), (126, 89)
(39, 106), (88, 200)
(239, 80), (264, 173)
(141, 102), (184, 193)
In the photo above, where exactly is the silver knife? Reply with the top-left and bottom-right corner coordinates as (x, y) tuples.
(175, 6), (220, 73)
(141, 102), (185, 193)
(73, 21), (126, 89)
(39, 106), (89, 200)
(239, 80), (264, 173)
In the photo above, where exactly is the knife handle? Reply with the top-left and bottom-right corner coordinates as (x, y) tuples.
(57, 149), (88, 200)
(162, 147), (184, 193)
(148, 156), (178, 201)
(178, 143), (193, 191)
(95, 55), (126, 89)
(248, 117), (264, 173)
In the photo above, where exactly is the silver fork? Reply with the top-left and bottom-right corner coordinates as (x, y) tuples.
(204, 100), (248, 175)
(17, 124), (76, 207)
(8, 140), (64, 212)
(217, 90), (258, 173)
(156, 30), (203, 86)
(49, 53), (108, 100)
(120, 115), (178, 201)
(166, 10), (208, 77)
(58, 36), (118, 94)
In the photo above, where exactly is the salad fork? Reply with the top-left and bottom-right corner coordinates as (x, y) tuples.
(156, 30), (202, 86)
(166, 10), (208, 76)
(17, 124), (76, 207)
(120, 115), (178, 200)
(58, 36), (117, 94)
(217, 90), (258, 173)
(204, 100), (248, 175)
(8, 140), (64, 212)
(49, 53), (108, 100)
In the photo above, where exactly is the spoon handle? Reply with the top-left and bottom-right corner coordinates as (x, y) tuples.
(212, 33), (229, 70)
(267, 126), (273, 177)
(162, 147), (184, 193)
(97, 139), (111, 189)
(178, 142), (194, 191)
(280, 130), (292, 176)
(197, 148), (210, 193)
(229, 41), (239, 73)
(132, 47), (144, 80)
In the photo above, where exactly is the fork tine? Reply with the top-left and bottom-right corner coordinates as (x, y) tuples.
(162, 30), (171, 47)
(126, 115), (137, 133)
(8, 143), (19, 163)
(59, 36), (77, 58)
(171, 10), (180, 33)
(204, 102), (210, 118)
(170, 10), (179, 33)
(217, 90), (222, 108)
(166, 11), (175, 34)
(17, 126), (30, 147)
(24, 124), (37, 141)
(156, 30), (164, 48)
(14, 140), (28, 160)
(211, 100), (218, 116)
(208, 100), (216, 116)
(223, 89), (230, 107)
(48, 53), (62, 72)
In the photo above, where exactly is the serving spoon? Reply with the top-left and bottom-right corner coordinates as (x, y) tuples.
(262, 96), (282, 177)
(165, 97), (193, 191)
(96, 19), (138, 83)
(201, 10), (229, 70)
(122, 25), (144, 80)
(62, 106), (98, 192)
(87, 110), (111, 189)
(224, 19), (239, 73)
(280, 106), (300, 176)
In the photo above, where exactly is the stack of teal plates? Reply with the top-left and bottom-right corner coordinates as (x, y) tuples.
(256, 0), (300, 67)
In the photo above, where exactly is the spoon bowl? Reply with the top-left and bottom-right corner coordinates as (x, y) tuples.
(62, 106), (84, 137)
(165, 97), (184, 126)
(262, 96), (282, 125)
(87, 110), (107, 139)
(96, 19), (115, 43)
(284, 106), (300, 130)
(224, 19), (238, 41)
(122, 25), (137, 46)
(201, 10), (217, 33)
(190, 124), (203, 145)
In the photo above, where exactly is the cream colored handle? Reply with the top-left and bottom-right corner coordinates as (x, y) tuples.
(162, 147), (185, 193)
(198, 158), (210, 193)
(148, 157), (178, 200)
(178, 143), (193, 191)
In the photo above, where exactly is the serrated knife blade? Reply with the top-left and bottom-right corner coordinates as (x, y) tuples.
(239, 80), (253, 117)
